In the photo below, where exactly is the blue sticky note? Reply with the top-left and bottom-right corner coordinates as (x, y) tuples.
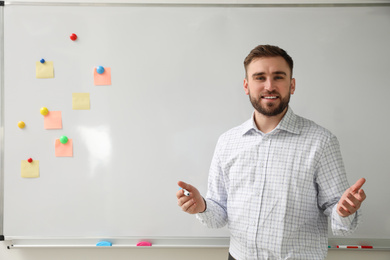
(96, 241), (112, 246)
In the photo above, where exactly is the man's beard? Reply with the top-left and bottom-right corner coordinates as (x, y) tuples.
(249, 90), (290, 117)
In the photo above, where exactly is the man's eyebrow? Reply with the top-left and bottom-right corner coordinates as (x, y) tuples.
(251, 72), (265, 78)
(273, 71), (287, 76)
(251, 71), (287, 78)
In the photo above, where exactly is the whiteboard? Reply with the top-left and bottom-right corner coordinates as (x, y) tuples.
(2, 2), (390, 247)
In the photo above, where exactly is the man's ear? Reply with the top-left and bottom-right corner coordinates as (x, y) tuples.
(290, 78), (296, 95)
(243, 78), (249, 95)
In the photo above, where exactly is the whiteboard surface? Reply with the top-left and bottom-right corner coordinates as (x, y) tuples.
(2, 4), (390, 245)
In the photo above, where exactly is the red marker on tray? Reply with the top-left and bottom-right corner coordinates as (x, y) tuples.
(336, 245), (373, 249)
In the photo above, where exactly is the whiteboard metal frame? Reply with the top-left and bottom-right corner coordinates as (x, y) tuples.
(3, 0), (390, 6)
(1, 0), (390, 249)
(0, 1), (4, 242)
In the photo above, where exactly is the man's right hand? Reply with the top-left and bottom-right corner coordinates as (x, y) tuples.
(176, 181), (206, 214)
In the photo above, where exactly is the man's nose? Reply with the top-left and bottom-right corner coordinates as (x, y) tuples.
(264, 79), (275, 91)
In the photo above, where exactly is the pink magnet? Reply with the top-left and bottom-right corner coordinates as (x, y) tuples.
(70, 33), (78, 41)
(136, 241), (152, 247)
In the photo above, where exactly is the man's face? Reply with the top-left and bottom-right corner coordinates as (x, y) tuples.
(243, 57), (295, 117)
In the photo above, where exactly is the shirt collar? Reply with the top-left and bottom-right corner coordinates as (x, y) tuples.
(241, 106), (301, 136)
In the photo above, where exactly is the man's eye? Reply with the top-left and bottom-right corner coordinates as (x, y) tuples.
(275, 76), (284, 80)
(255, 77), (265, 80)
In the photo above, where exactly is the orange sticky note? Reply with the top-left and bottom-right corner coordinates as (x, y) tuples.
(55, 139), (73, 157)
(21, 160), (40, 178)
(44, 111), (62, 129)
(94, 67), (111, 85)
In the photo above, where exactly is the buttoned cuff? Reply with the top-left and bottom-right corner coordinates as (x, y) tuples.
(196, 199), (214, 224)
(195, 198), (228, 229)
(331, 204), (361, 235)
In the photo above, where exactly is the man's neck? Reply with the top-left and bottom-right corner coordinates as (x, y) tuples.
(254, 108), (288, 134)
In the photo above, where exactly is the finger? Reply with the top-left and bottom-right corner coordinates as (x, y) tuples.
(349, 189), (366, 203)
(177, 181), (189, 199)
(177, 189), (192, 200)
(176, 189), (186, 199)
(177, 195), (192, 207)
(186, 201), (198, 214)
(351, 178), (366, 192)
(338, 206), (349, 217)
(178, 181), (194, 191)
(358, 189), (367, 201)
(177, 181), (188, 189)
(346, 193), (361, 207)
(341, 199), (356, 214)
(178, 181), (198, 195)
(181, 198), (197, 213)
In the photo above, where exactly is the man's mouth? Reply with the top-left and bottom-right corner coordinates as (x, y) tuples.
(262, 95), (278, 100)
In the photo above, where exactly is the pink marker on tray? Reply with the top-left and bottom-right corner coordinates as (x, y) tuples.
(137, 241), (152, 247)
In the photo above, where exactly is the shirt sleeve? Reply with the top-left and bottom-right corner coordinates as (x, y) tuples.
(316, 134), (361, 235)
(196, 138), (228, 228)
(331, 205), (362, 236)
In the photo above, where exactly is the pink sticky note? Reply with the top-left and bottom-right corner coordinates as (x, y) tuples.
(94, 67), (111, 85)
(44, 111), (62, 129)
(55, 139), (73, 157)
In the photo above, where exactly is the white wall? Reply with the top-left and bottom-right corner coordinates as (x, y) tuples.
(0, 241), (390, 260)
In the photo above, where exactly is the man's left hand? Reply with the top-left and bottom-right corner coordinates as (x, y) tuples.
(337, 178), (367, 217)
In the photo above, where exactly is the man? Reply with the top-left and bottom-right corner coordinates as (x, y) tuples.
(176, 45), (366, 260)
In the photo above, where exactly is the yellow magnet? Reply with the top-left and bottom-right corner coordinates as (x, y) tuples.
(18, 121), (26, 129)
(40, 107), (49, 116)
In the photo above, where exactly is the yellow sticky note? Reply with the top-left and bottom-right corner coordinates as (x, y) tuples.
(21, 160), (40, 178)
(44, 111), (62, 129)
(55, 139), (73, 157)
(36, 61), (54, 78)
(72, 93), (90, 110)
(94, 67), (111, 85)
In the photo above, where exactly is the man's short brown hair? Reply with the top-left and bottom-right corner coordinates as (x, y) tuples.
(244, 45), (294, 78)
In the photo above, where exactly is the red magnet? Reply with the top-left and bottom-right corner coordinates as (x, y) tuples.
(27, 158), (33, 163)
(70, 33), (78, 41)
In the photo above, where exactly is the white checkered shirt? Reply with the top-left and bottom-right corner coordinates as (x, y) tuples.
(197, 107), (361, 260)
